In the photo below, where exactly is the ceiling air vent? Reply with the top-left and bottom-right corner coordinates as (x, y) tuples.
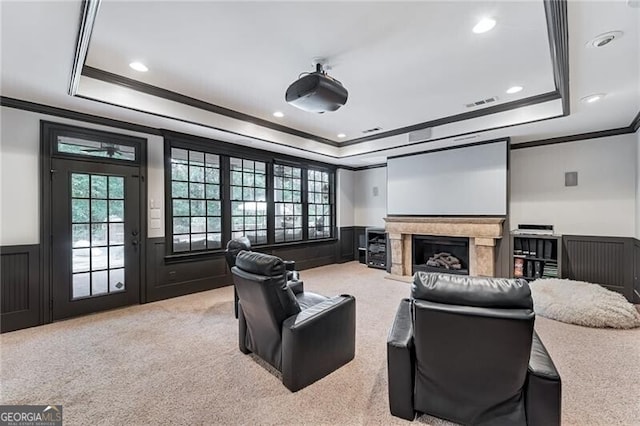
(454, 135), (479, 142)
(408, 128), (432, 143)
(465, 96), (499, 108)
(362, 127), (382, 134)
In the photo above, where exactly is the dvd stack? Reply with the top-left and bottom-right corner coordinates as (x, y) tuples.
(366, 228), (387, 269)
(542, 262), (559, 278)
(511, 231), (561, 281)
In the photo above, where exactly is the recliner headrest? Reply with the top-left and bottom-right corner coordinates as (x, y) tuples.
(412, 272), (532, 309)
(226, 236), (251, 252)
(235, 251), (285, 277)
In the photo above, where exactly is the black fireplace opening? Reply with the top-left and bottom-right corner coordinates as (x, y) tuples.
(413, 235), (470, 275)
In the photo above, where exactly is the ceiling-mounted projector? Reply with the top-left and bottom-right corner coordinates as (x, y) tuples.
(285, 63), (348, 113)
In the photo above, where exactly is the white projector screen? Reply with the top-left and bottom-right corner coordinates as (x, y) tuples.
(387, 140), (507, 216)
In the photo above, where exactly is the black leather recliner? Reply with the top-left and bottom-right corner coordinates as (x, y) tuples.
(387, 272), (561, 425)
(232, 250), (356, 392)
(225, 237), (303, 318)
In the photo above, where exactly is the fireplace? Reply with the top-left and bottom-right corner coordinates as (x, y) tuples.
(413, 235), (469, 275)
(384, 217), (505, 277)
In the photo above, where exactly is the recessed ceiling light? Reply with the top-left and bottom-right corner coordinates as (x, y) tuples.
(273, 111), (284, 118)
(473, 18), (496, 34)
(129, 61), (148, 72)
(337, 133), (346, 138)
(506, 86), (523, 94)
(581, 93), (606, 104)
(586, 31), (623, 48)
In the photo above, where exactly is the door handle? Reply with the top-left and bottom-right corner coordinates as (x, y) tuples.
(131, 230), (139, 251)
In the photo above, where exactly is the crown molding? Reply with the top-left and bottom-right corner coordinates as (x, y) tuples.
(3, 96), (633, 166)
(73, 0), (570, 149)
(0, 96), (161, 135)
(510, 127), (632, 150)
(544, 0), (570, 116)
(81, 65), (340, 147)
(630, 110), (640, 133)
(68, 0), (101, 96)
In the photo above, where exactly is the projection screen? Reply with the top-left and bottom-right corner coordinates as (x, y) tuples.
(387, 140), (507, 216)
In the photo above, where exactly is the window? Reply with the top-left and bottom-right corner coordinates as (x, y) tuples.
(230, 157), (267, 245)
(170, 148), (221, 252)
(307, 169), (332, 239)
(165, 136), (335, 255)
(57, 136), (137, 161)
(274, 164), (303, 242)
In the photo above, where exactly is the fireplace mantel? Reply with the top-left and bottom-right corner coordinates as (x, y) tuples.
(384, 216), (505, 278)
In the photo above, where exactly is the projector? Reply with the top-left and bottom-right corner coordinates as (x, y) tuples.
(285, 64), (348, 113)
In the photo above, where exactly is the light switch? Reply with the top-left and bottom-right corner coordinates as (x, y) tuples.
(150, 209), (161, 219)
(150, 219), (161, 229)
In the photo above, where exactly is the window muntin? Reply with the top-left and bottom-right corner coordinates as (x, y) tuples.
(230, 157), (267, 245)
(307, 170), (332, 239)
(274, 164), (303, 242)
(170, 148), (221, 252)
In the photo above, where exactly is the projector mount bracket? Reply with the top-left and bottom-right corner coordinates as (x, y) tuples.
(311, 57), (332, 73)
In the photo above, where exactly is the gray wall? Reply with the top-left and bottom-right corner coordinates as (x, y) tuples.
(354, 134), (638, 238)
(510, 134), (636, 237)
(2, 105), (638, 244)
(336, 168), (355, 227)
(354, 167), (387, 227)
(0, 106), (165, 245)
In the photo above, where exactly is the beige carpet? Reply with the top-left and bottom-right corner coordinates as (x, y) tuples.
(1, 262), (639, 425)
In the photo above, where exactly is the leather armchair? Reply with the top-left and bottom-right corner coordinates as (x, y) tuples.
(232, 250), (356, 392)
(225, 237), (303, 318)
(387, 272), (561, 425)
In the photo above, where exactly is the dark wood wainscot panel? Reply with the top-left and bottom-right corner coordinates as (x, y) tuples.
(338, 227), (355, 263)
(562, 235), (635, 302)
(146, 238), (339, 303)
(353, 226), (367, 264)
(1, 245), (41, 333)
(146, 238), (231, 302)
(269, 240), (338, 271)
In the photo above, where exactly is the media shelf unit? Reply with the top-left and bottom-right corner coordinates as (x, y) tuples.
(511, 234), (562, 281)
(365, 227), (387, 269)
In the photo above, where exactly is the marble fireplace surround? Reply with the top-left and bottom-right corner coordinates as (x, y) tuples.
(384, 216), (505, 278)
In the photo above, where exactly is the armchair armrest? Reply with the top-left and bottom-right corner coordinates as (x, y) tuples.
(526, 331), (561, 426)
(281, 295), (356, 392)
(284, 261), (301, 284)
(387, 298), (415, 420)
(287, 279), (304, 295)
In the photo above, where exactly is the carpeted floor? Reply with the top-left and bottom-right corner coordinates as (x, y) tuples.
(1, 262), (639, 425)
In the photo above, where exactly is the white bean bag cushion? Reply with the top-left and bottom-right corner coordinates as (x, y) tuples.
(529, 278), (640, 329)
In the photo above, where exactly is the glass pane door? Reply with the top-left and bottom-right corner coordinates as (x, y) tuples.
(70, 173), (126, 299)
(51, 159), (140, 320)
